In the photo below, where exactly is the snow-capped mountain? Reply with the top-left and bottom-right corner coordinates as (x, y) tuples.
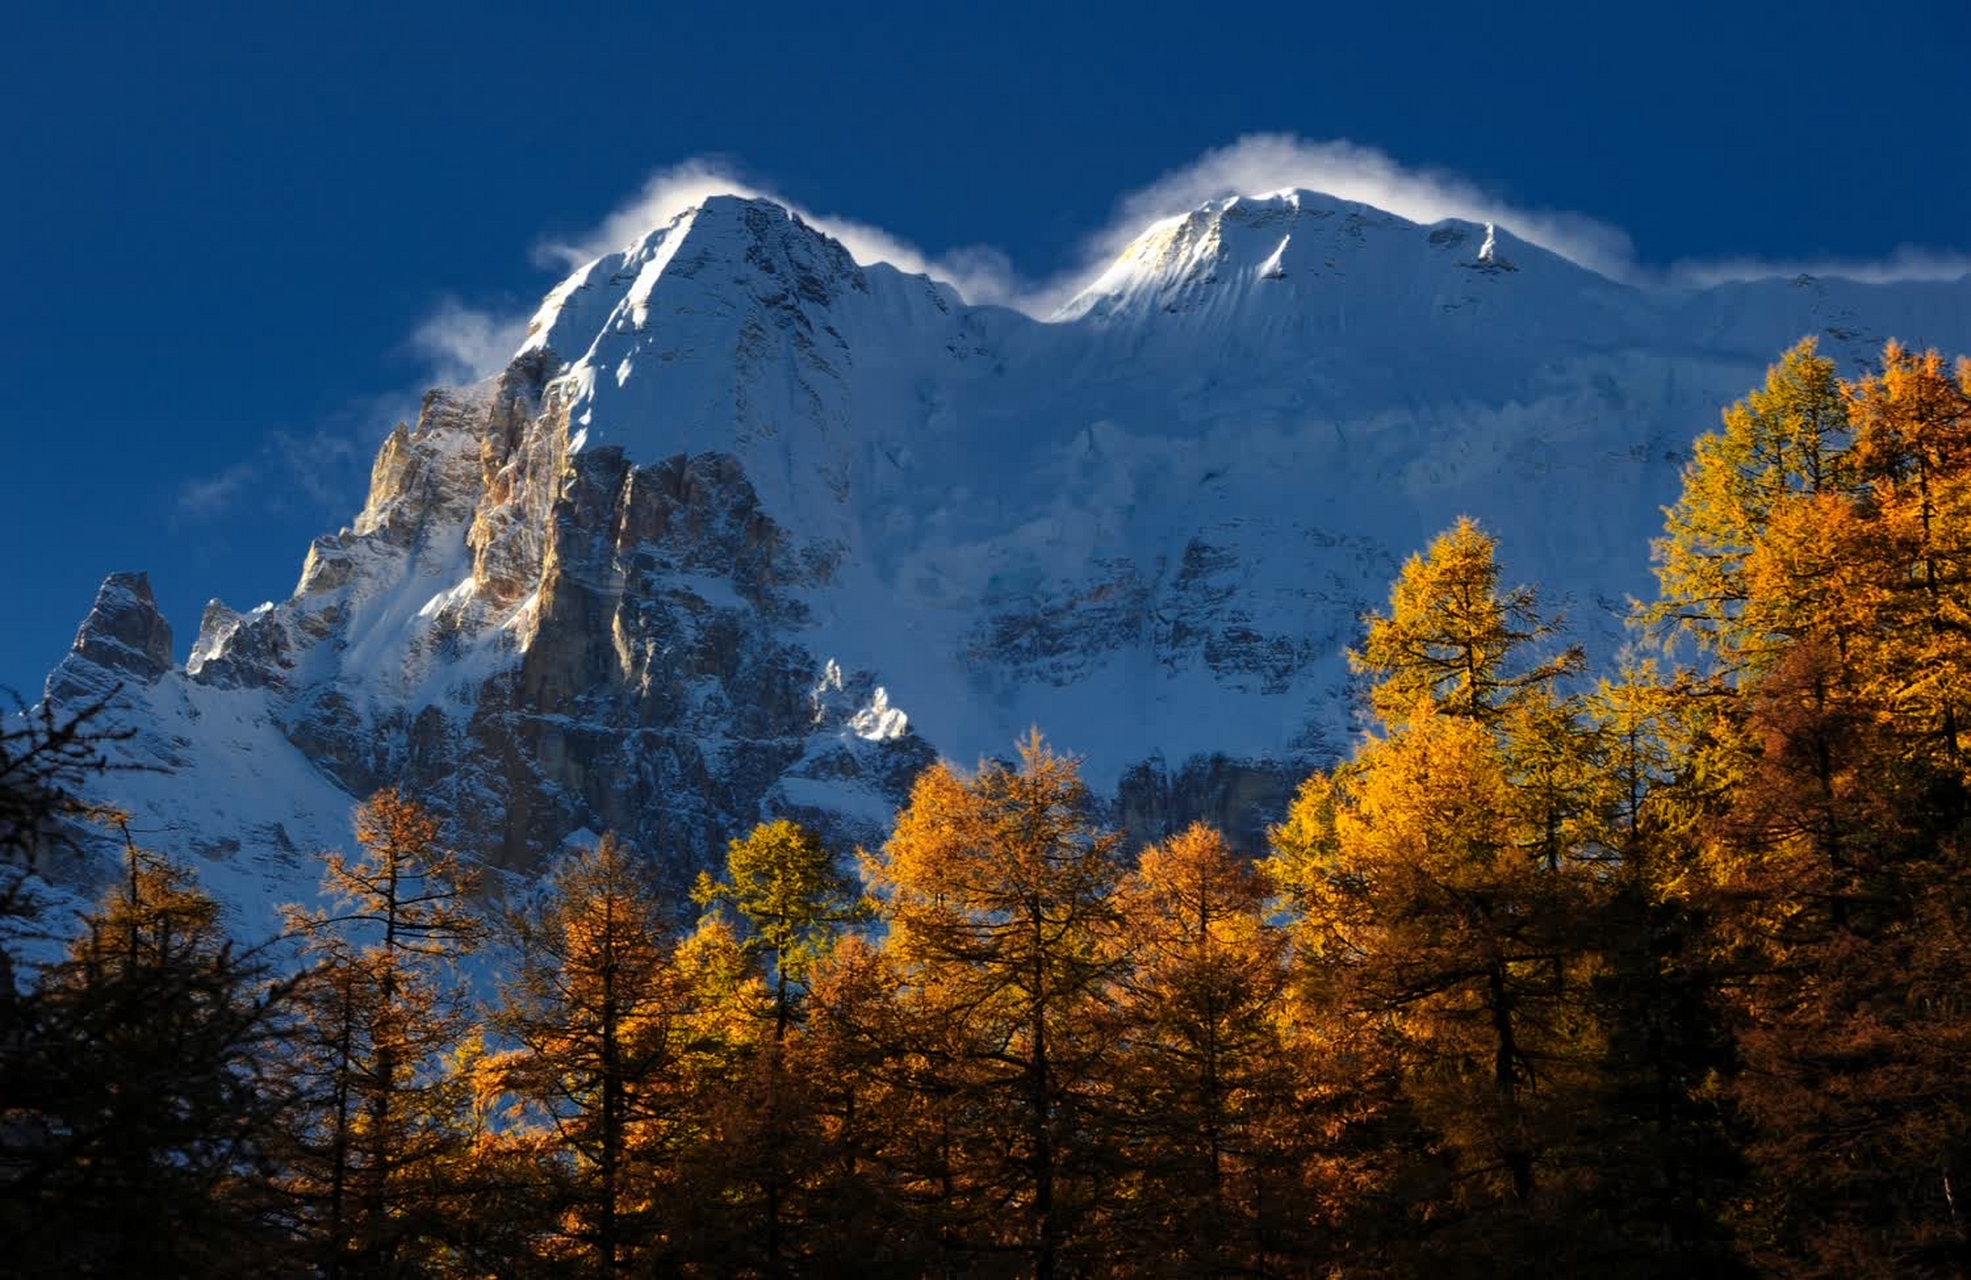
(36, 190), (1971, 926)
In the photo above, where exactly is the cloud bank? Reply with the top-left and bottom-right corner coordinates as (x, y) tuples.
(525, 138), (1643, 312)
(1059, 135), (1967, 296)
(1669, 246), (1971, 289)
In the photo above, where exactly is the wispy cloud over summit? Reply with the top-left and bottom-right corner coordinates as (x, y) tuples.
(1084, 134), (1640, 281)
(535, 158), (1036, 311)
(410, 299), (532, 386)
(542, 136), (1971, 311)
(529, 138), (1638, 313)
(396, 134), (1971, 386)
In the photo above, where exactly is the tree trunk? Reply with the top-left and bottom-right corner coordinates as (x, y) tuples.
(1488, 956), (1533, 1201)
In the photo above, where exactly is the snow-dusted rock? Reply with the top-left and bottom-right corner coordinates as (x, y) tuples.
(31, 189), (1971, 926)
(45, 572), (174, 705)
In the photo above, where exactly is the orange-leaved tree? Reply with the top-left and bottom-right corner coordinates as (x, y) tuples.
(864, 730), (1124, 1279)
(1103, 821), (1302, 1274)
(1275, 519), (1606, 1267)
(276, 787), (485, 1277)
(490, 833), (694, 1273)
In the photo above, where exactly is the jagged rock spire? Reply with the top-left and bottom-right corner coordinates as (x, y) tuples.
(44, 571), (174, 705)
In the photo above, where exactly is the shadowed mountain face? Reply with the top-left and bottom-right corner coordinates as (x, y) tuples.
(38, 191), (1971, 920)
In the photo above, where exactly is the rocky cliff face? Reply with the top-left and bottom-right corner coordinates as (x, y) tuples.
(36, 191), (1971, 917)
(46, 572), (174, 706)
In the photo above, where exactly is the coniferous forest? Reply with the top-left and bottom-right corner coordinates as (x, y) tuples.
(6, 337), (1971, 1277)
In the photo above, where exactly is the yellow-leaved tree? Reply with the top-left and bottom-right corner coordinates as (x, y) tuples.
(1643, 336), (1853, 673)
(681, 818), (868, 1273)
(275, 787), (486, 1277)
(1697, 344), (1971, 1277)
(1102, 821), (1302, 1273)
(1273, 519), (1605, 1266)
(864, 731), (1123, 1279)
(490, 833), (693, 1273)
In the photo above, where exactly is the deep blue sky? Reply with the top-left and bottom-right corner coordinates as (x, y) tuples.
(4, 0), (1969, 695)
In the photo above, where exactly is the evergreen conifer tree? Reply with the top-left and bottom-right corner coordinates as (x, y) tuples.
(5, 818), (294, 1276)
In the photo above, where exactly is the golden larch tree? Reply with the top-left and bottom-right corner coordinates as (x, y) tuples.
(864, 730), (1124, 1279)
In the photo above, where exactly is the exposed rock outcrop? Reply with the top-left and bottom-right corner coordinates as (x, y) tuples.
(44, 572), (173, 704)
(1115, 754), (1309, 855)
(38, 187), (1971, 923)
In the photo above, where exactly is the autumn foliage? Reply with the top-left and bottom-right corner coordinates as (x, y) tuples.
(4, 338), (1971, 1276)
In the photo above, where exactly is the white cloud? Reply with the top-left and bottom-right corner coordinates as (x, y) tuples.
(173, 411), (396, 526)
(443, 137), (1971, 345)
(175, 463), (257, 519)
(1669, 246), (1971, 288)
(1082, 136), (1971, 292)
(409, 297), (532, 384)
(1079, 133), (1641, 284)
(529, 137), (1641, 313)
(535, 157), (770, 268)
(536, 157), (1036, 310)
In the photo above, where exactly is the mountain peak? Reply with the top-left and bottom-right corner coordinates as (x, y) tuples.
(519, 192), (863, 366)
(33, 176), (1971, 929)
(1055, 187), (1593, 324)
(44, 571), (174, 706)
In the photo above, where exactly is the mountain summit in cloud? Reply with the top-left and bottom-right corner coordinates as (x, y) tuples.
(412, 137), (1971, 392)
(36, 183), (1971, 931)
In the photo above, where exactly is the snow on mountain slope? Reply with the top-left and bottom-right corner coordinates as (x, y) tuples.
(1058, 191), (1650, 339)
(26, 189), (1971, 926)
